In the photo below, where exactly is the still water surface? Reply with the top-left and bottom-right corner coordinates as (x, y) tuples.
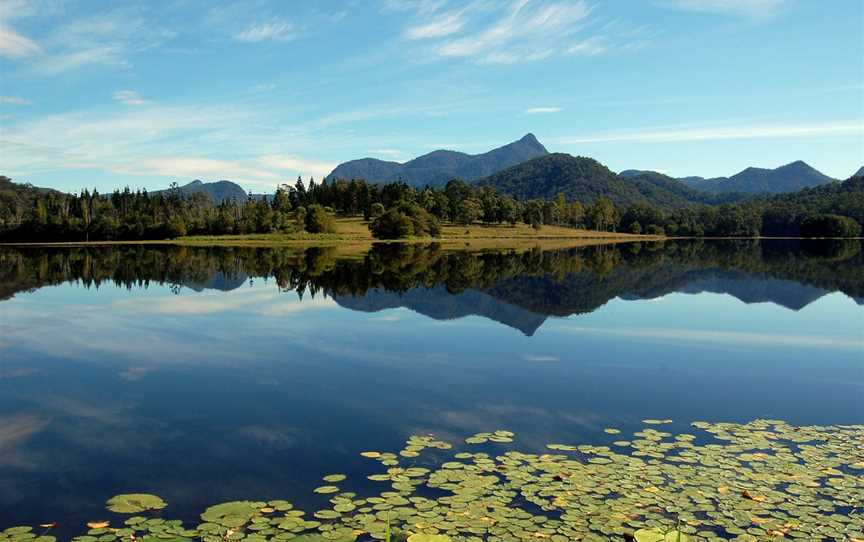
(0, 240), (862, 530)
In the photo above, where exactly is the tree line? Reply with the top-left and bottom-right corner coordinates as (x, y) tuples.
(1, 173), (862, 242)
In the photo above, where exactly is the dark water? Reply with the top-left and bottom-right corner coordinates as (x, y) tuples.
(1, 239), (862, 531)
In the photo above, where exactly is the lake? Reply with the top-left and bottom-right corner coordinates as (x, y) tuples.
(1, 239), (862, 540)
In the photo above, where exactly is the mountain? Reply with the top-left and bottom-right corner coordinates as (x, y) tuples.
(678, 161), (836, 194)
(327, 133), (549, 187)
(476, 153), (717, 208)
(852, 166), (864, 178)
(153, 180), (249, 204)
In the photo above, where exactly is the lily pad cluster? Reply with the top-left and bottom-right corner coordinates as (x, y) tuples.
(3, 420), (863, 542)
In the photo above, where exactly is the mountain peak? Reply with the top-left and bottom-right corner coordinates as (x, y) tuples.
(780, 160), (815, 171)
(853, 166), (864, 178)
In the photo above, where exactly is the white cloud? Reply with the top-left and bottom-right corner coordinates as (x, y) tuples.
(0, 24), (41, 58)
(258, 154), (336, 180)
(0, 95), (30, 105)
(113, 90), (147, 106)
(112, 156), (282, 187)
(660, 0), (787, 18)
(370, 148), (404, 160)
(552, 120), (864, 144)
(382, 0), (449, 16)
(523, 355), (559, 362)
(525, 106), (561, 114)
(406, 10), (467, 39)
(235, 19), (298, 42)
(0, 104), (259, 178)
(553, 325), (863, 350)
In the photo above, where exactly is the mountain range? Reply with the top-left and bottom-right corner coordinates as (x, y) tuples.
(326, 133), (549, 187)
(621, 160), (837, 194)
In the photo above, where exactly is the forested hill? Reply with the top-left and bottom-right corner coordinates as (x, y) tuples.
(151, 180), (248, 204)
(476, 153), (727, 208)
(327, 133), (549, 187)
(758, 176), (864, 235)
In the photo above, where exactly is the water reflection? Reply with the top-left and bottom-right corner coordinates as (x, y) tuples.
(2, 240), (862, 334)
(0, 239), (862, 531)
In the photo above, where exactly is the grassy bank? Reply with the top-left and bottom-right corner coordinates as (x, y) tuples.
(1, 217), (661, 251)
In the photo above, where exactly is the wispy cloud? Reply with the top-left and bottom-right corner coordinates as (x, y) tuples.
(525, 106), (561, 114)
(552, 120), (864, 144)
(659, 0), (787, 18)
(13, 10), (177, 76)
(0, 95), (31, 105)
(0, 24), (41, 58)
(235, 19), (298, 43)
(435, 0), (592, 63)
(405, 10), (467, 39)
(566, 36), (607, 56)
(258, 155), (336, 180)
(113, 90), (147, 106)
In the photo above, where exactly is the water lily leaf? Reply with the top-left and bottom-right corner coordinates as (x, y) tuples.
(105, 494), (166, 514)
(634, 528), (665, 542)
(407, 535), (452, 542)
(200, 501), (260, 527)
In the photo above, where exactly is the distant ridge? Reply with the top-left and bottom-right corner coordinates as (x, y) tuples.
(326, 133), (549, 187)
(682, 161), (836, 194)
(623, 161), (836, 194)
(852, 166), (864, 178)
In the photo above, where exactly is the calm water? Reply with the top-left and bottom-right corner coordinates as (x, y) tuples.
(0, 240), (862, 531)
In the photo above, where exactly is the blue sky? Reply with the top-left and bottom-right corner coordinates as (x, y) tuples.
(1, 0), (862, 193)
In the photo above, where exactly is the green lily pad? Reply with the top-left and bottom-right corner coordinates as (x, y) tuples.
(105, 494), (166, 514)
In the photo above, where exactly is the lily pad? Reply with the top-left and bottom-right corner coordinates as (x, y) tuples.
(105, 494), (166, 514)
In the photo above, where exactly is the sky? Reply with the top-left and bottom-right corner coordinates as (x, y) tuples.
(0, 0), (862, 193)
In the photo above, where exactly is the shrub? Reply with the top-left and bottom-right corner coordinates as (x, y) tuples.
(304, 204), (336, 233)
(646, 224), (665, 236)
(370, 202), (441, 239)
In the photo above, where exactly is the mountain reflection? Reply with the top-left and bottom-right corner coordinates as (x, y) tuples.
(1, 239), (862, 335)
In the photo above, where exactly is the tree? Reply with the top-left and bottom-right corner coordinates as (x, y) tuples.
(455, 198), (482, 225)
(370, 202), (385, 219)
(589, 197), (618, 232)
(800, 214), (861, 238)
(304, 204), (336, 233)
